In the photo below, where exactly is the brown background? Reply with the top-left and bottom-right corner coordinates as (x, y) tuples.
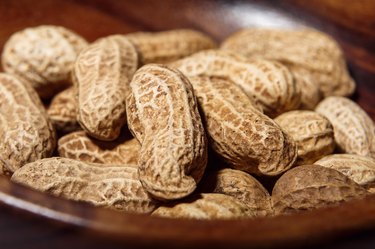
(0, 0), (375, 248)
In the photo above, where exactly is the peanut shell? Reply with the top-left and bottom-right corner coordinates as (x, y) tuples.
(126, 29), (216, 65)
(189, 76), (297, 176)
(171, 50), (301, 117)
(274, 110), (335, 165)
(0, 73), (56, 175)
(315, 96), (375, 159)
(152, 193), (253, 220)
(221, 28), (355, 97)
(11, 157), (157, 214)
(58, 131), (140, 165)
(289, 66), (323, 109)
(126, 64), (207, 200)
(315, 154), (375, 193)
(2, 25), (88, 98)
(47, 86), (80, 133)
(272, 165), (367, 215)
(74, 35), (138, 141)
(202, 168), (272, 217)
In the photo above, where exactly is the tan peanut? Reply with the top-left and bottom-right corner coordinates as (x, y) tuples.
(11, 157), (157, 214)
(221, 28), (355, 98)
(272, 165), (367, 215)
(274, 110), (335, 165)
(288, 66), (323, 109)
(171, 49), (300, 117)
(315, 96), (375, 159)
(188, 76), (297, 176)
(74, 35), (138, 141)
(126, 64), (207, 200)
(2, 25), (88, 99)
(202, 168), (272, 217)
(125, 29), (216, 65)
(315, 154), (375, 193)
(0, 73), (56, 175)
(152, 193), (253, 220)
(47, 87), (80, 133)
(58, 131), (140, 165)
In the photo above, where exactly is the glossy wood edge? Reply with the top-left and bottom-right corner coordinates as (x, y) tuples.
(1, 175), (375, 249)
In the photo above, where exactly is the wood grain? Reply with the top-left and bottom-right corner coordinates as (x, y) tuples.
(0, 0), (375, 248)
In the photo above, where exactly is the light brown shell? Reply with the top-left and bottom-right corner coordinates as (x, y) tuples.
(58, 131), (140, 165)
(74, 35), (138, 141)
(288, 66), (323, 109)
(125, 29), (216, 65)
(11, 157), (157, 214)
(47, 86), (80, 133)
(188, 76), (297, 176)
(202, 168), (273, 217)
(0, 73), (56, 175)
(274, 110), (335, 165)
(272, 165), (368, 215)
(1, 25), (88, 99)
(126, 64), (207, 200)
(221, 28), (355, 97)
(315, 96), (375, 159)
(171, 49), (300, 117)
(152, 193), (253, 220)
(315, 154), (375, 193)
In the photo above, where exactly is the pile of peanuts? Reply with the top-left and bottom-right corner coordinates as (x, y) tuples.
(1, 25), (374, 219)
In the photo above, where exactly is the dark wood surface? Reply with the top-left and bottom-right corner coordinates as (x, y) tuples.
(0, 0), (375, 248)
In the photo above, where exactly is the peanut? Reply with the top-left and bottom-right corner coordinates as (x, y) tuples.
(47, 86), (80, 134)
(2, 24), (372, 219)
(152, 193), (253, 220)
(125, 29), (216, 65)
(315, 96), (375, 159)
(0, 73), (56, 175)
(58, 131), (140, 165)
(274, 110), (335, 165)
(126, 64), (207, 200)
(188, 76), (297, 176)
(315, 154), (375, 193)
(221, 28), (355, 98)
(202, 168), (273, 217)
(2, 25), (88, 99)
(74, 35), (138, 141)
(288, 66), (323, 109)
(11, 157), (157, 214)
(171, 49), (300, 117)
(272, 165), (367, 215)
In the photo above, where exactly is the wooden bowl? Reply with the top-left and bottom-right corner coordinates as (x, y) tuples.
(1, 0), (375, 248)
